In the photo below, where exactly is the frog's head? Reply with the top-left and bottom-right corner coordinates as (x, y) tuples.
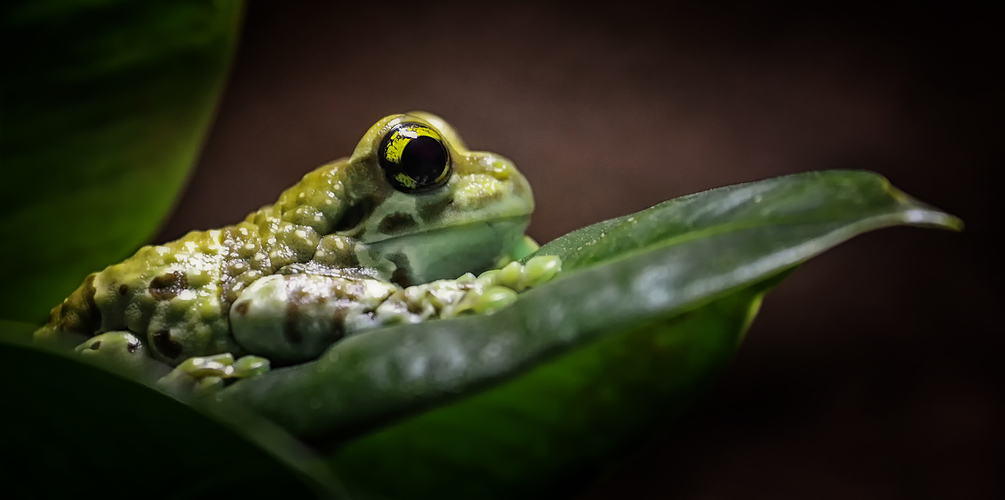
(267, 112), (534, 285)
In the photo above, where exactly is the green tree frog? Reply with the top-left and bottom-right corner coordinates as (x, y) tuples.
(34, 112), (560, 391)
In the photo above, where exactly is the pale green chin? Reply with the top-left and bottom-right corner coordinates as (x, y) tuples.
(367, 216), (531, 285)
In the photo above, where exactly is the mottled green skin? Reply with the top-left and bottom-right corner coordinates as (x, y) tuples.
(35, 112), (536, 368)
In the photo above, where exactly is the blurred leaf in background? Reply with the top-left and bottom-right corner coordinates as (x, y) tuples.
(0, 0), (243, 324)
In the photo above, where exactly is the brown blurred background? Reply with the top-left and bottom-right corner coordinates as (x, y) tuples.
(157, 1), (1001, 498)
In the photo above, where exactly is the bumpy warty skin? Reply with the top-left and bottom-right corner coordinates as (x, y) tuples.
(35, 112), (535, 366)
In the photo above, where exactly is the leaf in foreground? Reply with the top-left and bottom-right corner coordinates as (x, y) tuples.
(0, 334), (347, 499)
(217, 171), (961, 499)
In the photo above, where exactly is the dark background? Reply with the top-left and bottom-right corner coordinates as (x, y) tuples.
(158, 2), (1001, 498)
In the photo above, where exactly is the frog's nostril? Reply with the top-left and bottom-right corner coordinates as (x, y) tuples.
(485, 158), (515, 181)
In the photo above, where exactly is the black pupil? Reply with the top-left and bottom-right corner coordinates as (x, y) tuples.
(400, 136), (447, 184)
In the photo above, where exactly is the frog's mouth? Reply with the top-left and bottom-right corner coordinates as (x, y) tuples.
(362, 215), (531, 286)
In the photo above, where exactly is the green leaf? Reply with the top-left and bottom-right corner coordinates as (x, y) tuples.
(0, 333), (349, 498)
(529, 169), (961, 271)
(0, 0), (243, 323)
(217, 171), (960, 499)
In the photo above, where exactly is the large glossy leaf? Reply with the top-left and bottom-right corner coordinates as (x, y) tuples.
(0, 332), (348, 499)
(216, 171), (960, 499)
(0, 0), (242, 323)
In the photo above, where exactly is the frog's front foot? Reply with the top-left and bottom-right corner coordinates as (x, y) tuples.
(386, 254), (563, 320)
(481, 254), (563, 292)
(157, 353), (270, 395)
(459, 254), (563, 314)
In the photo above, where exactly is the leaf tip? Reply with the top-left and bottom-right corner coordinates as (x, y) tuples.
(897, 207), (964, 232)
(885, 185), (964, 232)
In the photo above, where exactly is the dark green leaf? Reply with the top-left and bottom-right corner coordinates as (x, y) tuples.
(529, 169), (961, 271)
(330, 285), (774, 500)
(217, 171), (960, 499)
(0, 333), (348, 499)
(0, 0), (243, 323)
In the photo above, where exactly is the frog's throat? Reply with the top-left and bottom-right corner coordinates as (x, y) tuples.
(358, 215), (532, 285)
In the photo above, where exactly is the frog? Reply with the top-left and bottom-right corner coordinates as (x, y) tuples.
(33, 112), (561, 391)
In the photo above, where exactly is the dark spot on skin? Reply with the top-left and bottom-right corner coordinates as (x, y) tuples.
(329, 308), (348, 343)
(417, 196), (453, 222)
(285, 302), (303, 344)
(118, 284), (129, 295)
(284, 281), (312, 346)
(390, 268), (410, 287)
(378, 213), (418, 235)
(340, 249), (360, 268)
(406, 300), (424, 315)
(90, 341), (101, 350)
(149, 271), (187, 301)
(388, 253), (413, 287)
(235, 302), (249, 315)
(334, 198), (376, 233)
(151, 330), (182, 359)
(83, 273), (97, 294)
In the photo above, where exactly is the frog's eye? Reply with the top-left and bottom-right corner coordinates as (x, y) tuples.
(378, 122), (452, 193)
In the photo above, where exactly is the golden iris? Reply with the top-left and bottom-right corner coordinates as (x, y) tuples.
(378, 123), (451, 193)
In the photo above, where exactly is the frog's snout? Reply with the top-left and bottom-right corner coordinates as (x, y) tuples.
(462, 152), (534, 211)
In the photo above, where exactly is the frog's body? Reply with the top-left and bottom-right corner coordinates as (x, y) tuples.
(35, 112), (559, 386)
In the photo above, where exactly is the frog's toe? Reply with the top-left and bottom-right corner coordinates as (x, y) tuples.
(522, 255), (562, 288)
(75, 331), (144, 358)
(74, 332), (164, 379)
(157, 353), (234, 393)
(494, 261), (526, 291)
(232, 355), (271, 379)
(457, 285), (518, 315)
(157, 353), (270, 395)
(177, 353), (236, 378)
(476, 255), (563, 292)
